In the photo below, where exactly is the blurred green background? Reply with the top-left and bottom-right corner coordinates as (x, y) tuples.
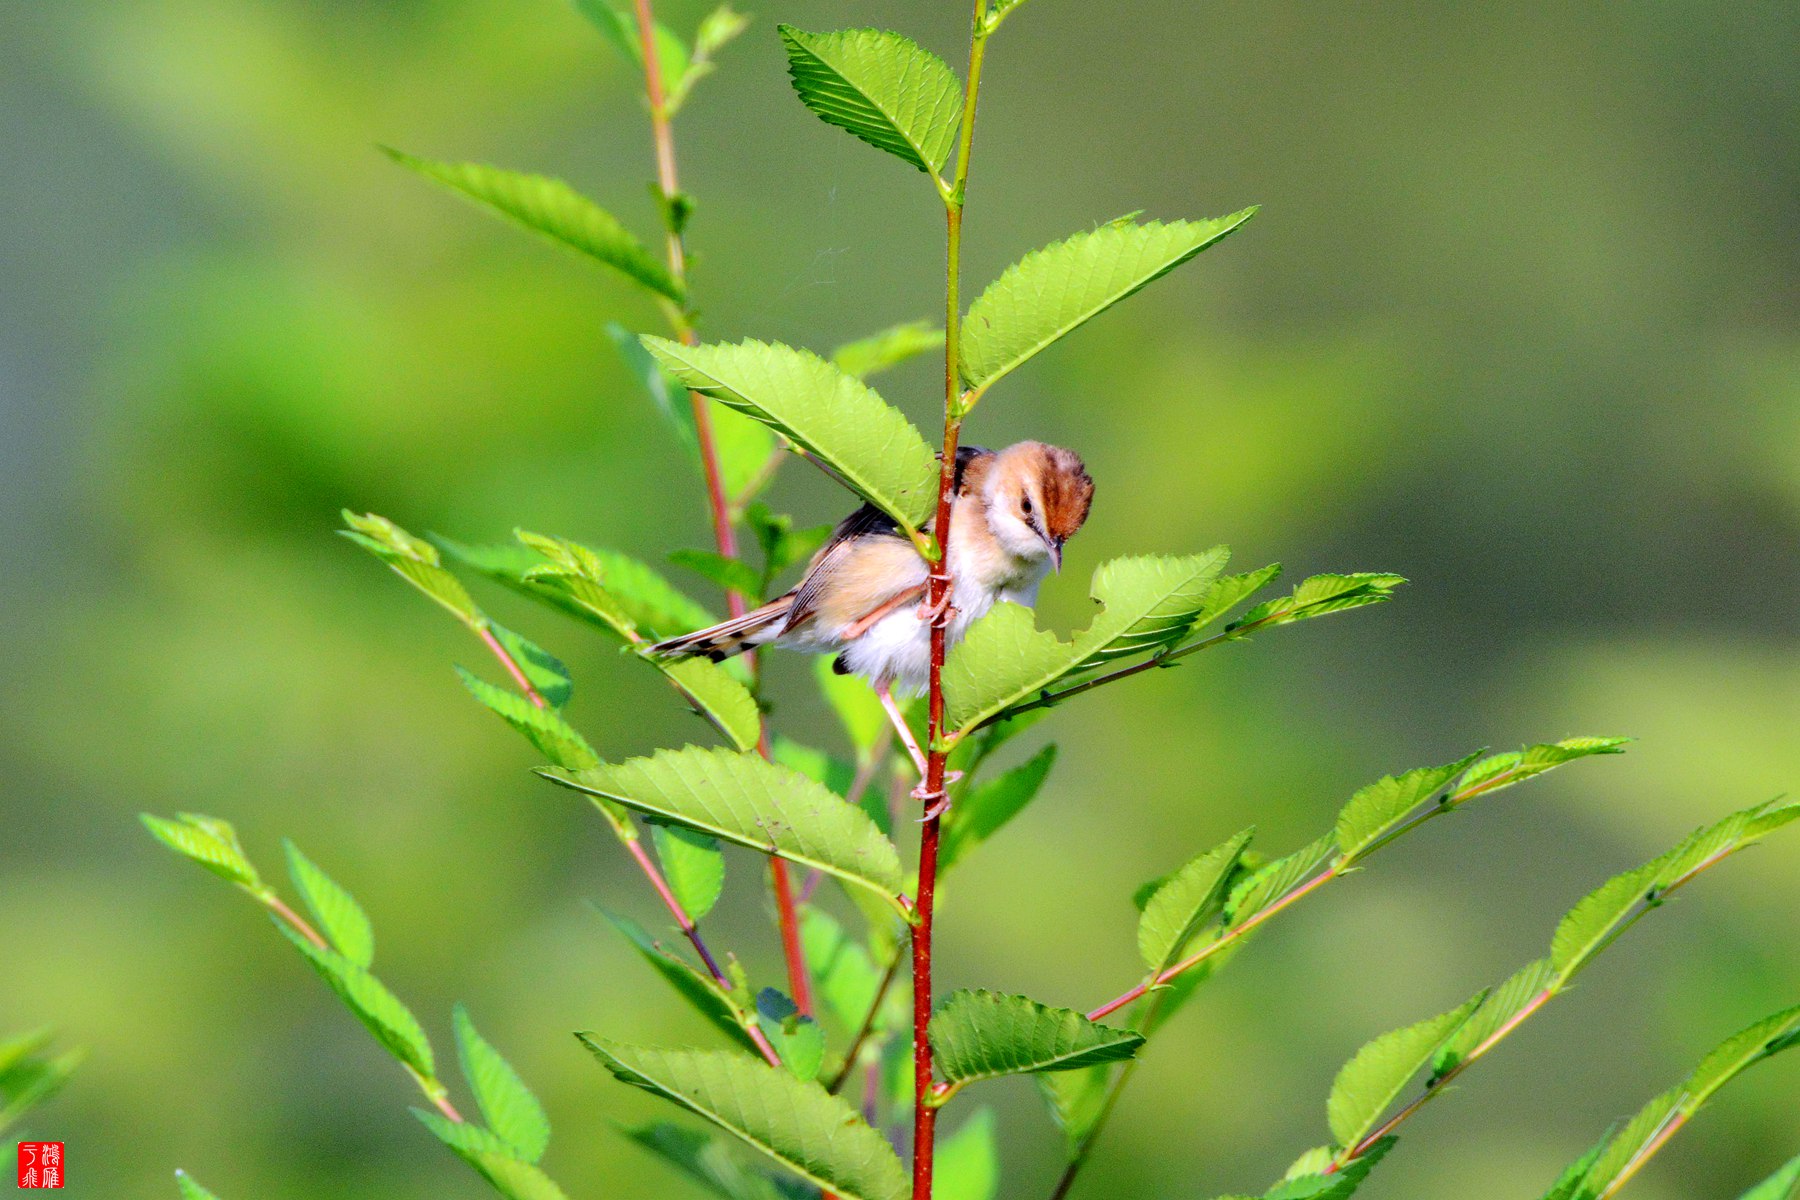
(4, 0), (1797, 1196)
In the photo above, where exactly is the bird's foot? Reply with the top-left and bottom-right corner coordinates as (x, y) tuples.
(911, 770), (963, 821)
(916, 586), (956, 625)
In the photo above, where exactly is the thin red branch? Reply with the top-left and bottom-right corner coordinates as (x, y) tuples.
(477, 624), (549, 709)
(627, 0), (815, 1019)
(265, 893), (330, 952)
(1087, 865), (1341, 1022)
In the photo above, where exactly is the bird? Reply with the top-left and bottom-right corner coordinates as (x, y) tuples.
(649, 440), (1094, 797)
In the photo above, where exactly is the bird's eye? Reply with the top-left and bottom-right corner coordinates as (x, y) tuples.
(1020, 496), (1033, 516)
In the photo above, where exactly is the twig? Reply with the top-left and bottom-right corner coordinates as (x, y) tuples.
(627, 0), (816, 1018)
(912, 6), (996, 1197)
(828, 942), (908, 1094)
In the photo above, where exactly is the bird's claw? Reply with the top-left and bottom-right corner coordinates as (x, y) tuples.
(916, 589), (956, 624)
(911, 770), (963, 821)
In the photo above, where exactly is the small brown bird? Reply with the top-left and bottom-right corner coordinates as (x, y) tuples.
(651, 440), (1094, 782)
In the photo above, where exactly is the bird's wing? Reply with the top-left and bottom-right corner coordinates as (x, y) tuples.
(783, 504), (923, 633)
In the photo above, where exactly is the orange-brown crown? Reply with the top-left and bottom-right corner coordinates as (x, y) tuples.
(989, 441), (1094, 544)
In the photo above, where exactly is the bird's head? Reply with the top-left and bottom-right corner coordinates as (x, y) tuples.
(982, 441), (1094, 571)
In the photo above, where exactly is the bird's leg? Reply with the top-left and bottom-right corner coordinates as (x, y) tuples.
(874, 680), (929, 777)
(874, 680), (960, 817)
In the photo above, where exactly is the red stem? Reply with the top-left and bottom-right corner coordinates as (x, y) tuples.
(912, 296), (968, 1200)
(627, 0), (815, 1020)
(1087, 865), (1341, 1022)
(476, 624), (548, 708)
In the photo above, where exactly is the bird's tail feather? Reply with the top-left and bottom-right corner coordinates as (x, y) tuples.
(648, 595), (794, 663)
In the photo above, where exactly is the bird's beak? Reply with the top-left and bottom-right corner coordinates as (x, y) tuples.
(1047, 535), (1064, 573)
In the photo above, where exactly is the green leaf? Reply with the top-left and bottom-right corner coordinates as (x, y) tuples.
(574, 0), (691, 102)
(175, 1172), (222, 1200)
(755, 989), (826, 1081)
(1739, 1154), (1800, 1200)
(598, 908), (757, 1053)
(141, 812), (262, 891)
(283, 841), (374, 969)
(0, 1037), (82, 1137)
(1548, 859), (1666, 979)
(1225, 834), (1336, 927)
(693, 5), (751, 61)
(778, 26), (963, 175)
(1037, 1065), (1112, 1154)
(1187, 563), (1284, 633)
(770, 736), (860, 801)
(960, 212), (1256, 394)
(651, 823), (727, 921)
(453, 1005), (552, 1163)
(384, 149), (682, 302)
(622, 1122), (804, 1200)
(1454, 736), (1630, 799)
(801, 909), (883, 1034)
(581, 1039), (908, 1200)
(645, 336), (938, 533)
(671, 549), (764, 601)
(658, 658), (762, 753)
(1325, 993), (1485, 1150)
(930, 990), (1145, 1087)
(488, 623), (574, 709)
(1576, 1084), (1687, 1197)
(513, 531), (716, 639)
(1334, 752), (1483, 861)
(1261, 1137), (1395, 1200)
(832, 320), (943, 379)
(453, 532), (758, 750)
(277, 923), (433, 1077)
(1233, 572), (1407, 631)
(815, 655), (894, 760)
(342, 511), (481, 627)
(937, 1108), (1000, 1200)
(1433, 956), (1555, 1078)
(667, 4), (751, 111)
(607, 321), (699, 462)
(1654, 798), (1800, 889)
(1137, 828), (1255, 972)
(1685, 1004), (1800, 1105)
(457, 667), (601, 771)
(941, 744), (1058, 872)
(0, 1029), (54, 1080)
(943, 550), (1230, 737)
(542, 746), (904, 909)
(416, 1108), (572, 1200)
(745, 504), (833, 584)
